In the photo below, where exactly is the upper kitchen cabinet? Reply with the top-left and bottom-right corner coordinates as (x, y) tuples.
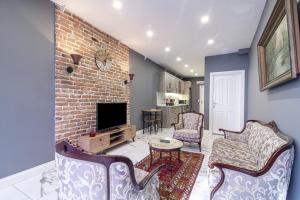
(184, 81), (191, 95)
(160, 72), (189, 94)
(160, 72), (174, 92)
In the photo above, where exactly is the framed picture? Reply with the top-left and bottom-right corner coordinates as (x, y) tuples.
(257, 0), (300, 91)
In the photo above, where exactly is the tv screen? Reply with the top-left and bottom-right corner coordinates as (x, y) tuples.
(96, 103), (127, 131)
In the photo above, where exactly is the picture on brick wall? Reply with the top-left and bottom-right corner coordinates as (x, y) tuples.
(257, 0), (300, 91)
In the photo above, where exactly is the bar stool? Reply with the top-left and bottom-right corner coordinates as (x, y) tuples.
(142, 110), (156, 135)
(154, 110), (163, 132)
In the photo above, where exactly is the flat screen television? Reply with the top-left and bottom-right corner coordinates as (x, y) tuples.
(96, 103), (127, 131)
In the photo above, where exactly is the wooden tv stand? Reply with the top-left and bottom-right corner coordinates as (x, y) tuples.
(78, 125), (136, 154)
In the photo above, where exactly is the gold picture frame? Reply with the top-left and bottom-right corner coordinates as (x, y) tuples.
(257, 0), (300, 91)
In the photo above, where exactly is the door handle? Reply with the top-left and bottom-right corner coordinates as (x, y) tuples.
(212, 102), (216, 109)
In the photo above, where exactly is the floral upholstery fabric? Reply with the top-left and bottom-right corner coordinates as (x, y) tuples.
(56, 153), (160, 200)
(110, 162), (160, 200)
(246, 122), (286, 170)
(209, 138), (257, 170)
(55, 152), (107, 200)
(211, 148), (294, 200)
(182, 113), (200, 130)
(173, 112), (203, 145)
(173, 129), (200, 143)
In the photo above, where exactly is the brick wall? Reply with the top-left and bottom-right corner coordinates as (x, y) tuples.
(55, 8), (130, 142)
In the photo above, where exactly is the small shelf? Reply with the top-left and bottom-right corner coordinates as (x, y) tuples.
(110, 134), (123, 141)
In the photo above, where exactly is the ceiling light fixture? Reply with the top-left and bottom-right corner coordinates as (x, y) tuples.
(146, 30), (154, 38)
(165, 47), (171, 52)
(184, 64), (188, 68)
(195, 73), (198, 76)
(201, 15), (210, 24)
(112, 0), (123, 10)
(190, 69), (194, 73)
(208, 39), (214, 45)
(176, 57), (182, 62)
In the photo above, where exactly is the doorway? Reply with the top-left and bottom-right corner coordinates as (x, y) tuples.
(199, 84), (204, 114)
(209, 70), (245, 134)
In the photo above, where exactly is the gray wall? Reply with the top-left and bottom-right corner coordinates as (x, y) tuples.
(247, 0), (300, 199)
(129, 50), (164, 130)
(0, 0), (55, 178)
(184, 77), (204, 112)
(204, 52), (249, 130)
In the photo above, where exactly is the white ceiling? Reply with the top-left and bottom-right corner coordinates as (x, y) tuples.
(52, 0), (266, 77)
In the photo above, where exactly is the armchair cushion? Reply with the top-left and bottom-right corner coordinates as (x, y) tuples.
(209, 138), (257, 171)
(55, 152), (107, 200)
(182, 113), (200, 130)
(173, 129), (200, 142)
(56, 141), (161, 200)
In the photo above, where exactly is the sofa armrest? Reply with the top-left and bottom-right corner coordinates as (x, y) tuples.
(209, 148), (294, 200)
(219, 128), (246, 142)
(138, 164), (165, 190)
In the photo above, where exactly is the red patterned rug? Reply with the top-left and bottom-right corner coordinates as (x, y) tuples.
(135, 151), (204, 200)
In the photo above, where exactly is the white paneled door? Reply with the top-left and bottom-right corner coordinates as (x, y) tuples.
(199, 84), (205, 114)
(209, 70), (245, 134)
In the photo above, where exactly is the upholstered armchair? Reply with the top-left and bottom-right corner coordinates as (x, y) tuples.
(55, 141), (163, 200)
(208, 120), (294, 200)
(172, 112), (204, 151)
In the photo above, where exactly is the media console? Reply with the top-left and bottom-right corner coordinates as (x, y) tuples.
(78, 125), (136, 154)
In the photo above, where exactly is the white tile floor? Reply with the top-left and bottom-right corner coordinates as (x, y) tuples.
(0, 128), (220, 200)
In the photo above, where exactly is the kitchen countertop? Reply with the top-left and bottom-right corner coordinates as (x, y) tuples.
(157, 104), (189, 107)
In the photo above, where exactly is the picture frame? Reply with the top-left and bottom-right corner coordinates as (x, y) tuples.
(257, 0), (300, 91)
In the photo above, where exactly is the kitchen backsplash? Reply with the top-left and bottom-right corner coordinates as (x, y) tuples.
(156, 92), (189, 106)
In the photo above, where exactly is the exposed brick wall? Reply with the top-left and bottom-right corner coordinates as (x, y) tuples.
(55, 8), (130, 142)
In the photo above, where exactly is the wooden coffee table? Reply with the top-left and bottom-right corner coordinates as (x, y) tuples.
(148, 137), (183, 166)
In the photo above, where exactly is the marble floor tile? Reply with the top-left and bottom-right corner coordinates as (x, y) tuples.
(1, 128), (216, 200)
(0, 186), (30, 200)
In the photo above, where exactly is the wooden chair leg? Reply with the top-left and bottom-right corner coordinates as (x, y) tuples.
(198, 142), (201, 152)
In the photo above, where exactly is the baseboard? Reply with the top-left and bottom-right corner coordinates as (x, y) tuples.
(0, 160), (55, 190)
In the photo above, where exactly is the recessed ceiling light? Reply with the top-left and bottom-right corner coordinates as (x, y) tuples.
(176, 57), (182, 62)
(190, 69), (194, 73)
(146, 30), (154, 38)
(184, 64), (188, 68)
(208, 39), (214, 45)
(112, 0), (123, 10)
(201, 15), (210, 24)
(195, 73), (198, 76)
(165, 47), (171, 52)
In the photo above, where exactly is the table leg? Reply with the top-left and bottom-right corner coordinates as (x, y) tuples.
(150, 148), (153, 166)
(178, 150), (181, 163)
(169, 152), (171, 162)
(160, 152), (162, 159)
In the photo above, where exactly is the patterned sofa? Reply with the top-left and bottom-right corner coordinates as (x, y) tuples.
(173, 112), (204, 151)
(55, 141), (163, 200)
(208, 120), (294, 200)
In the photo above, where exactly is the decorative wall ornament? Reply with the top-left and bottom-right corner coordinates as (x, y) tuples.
(95, 45), (113, 71)
(124, 74), (135, 85)
(257, 0), (300, 90)
(67, 54), (82, 74)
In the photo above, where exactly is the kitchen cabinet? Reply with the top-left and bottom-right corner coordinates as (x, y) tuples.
(157, 105), (190, 128)
(184, 81), (191, 95)
(160, 72), (188, 94)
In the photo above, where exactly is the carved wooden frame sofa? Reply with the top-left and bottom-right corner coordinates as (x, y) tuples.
(172, 112), (204, 151)
(55, 141), (164, 200)
(208, 120), (294, 200)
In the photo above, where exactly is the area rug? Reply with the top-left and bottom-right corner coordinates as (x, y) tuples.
(135, 151), (204, 200)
